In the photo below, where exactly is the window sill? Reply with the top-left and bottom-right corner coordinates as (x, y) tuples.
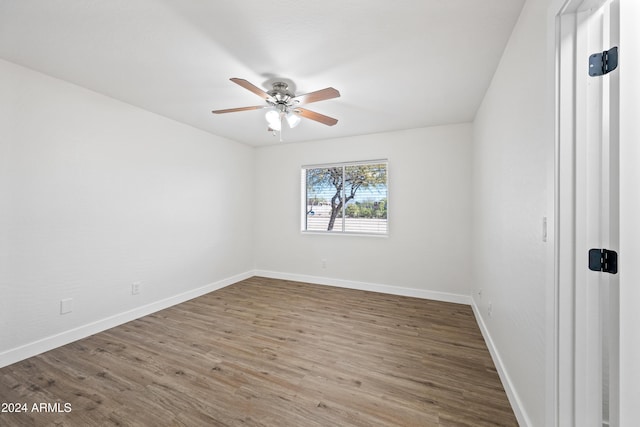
(301, 230), (389, 238)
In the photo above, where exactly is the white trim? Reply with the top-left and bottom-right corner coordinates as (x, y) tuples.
(471, 300), (532, 427)
(301, 158), (389, 169)
(253, 269), (472, 305)
(552, 2), (580, 426)
(300, 230), (389, 238)
(0, 271), (254, 369)
(547, 2), (574, 425)
(618, 1), (640, 423)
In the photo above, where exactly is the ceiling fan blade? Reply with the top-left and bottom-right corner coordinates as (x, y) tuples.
(296, 107), (339, 126)
(211, 105), (265, 114)
(294, 87), (340, 105)
(230, 78), (272, 101)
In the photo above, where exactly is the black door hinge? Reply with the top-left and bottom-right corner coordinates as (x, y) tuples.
(589, 46), (618, 77)
(588, 248), (618, 274)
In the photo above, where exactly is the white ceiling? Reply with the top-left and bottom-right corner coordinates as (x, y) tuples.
(0, 0), (525, 146)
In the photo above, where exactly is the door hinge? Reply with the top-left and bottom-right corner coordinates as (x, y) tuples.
(589, 46), (618, 77)
(588, 248), (618, 274)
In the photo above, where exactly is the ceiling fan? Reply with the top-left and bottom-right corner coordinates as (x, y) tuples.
(212, 78), (340, 137)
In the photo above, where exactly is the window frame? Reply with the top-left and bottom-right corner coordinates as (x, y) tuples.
(300, 159), (389, 236)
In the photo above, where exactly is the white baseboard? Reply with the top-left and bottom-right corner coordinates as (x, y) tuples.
(0, 271), (253, 369)
(471, 299), (531, 427)
(253, 270), (472, 305)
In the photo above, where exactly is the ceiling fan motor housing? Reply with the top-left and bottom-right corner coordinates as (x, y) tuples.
(268, 82), (295, 105)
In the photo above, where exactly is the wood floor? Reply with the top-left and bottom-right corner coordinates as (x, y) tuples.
(0, 277), (518, 426)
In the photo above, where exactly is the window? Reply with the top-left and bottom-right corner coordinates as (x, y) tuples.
(301, 160), (388, 234)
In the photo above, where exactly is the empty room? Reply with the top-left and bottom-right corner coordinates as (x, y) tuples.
(2, 0), (639, 426)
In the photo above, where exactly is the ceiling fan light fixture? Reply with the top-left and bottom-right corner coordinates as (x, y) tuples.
(265, 109), (281, 131)
(286, 111), (301, 128)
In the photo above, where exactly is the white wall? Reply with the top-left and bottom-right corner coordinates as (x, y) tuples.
(254, 124), (472, 302)
(471, 0), (550, 425)
(0, 59), (254, 366)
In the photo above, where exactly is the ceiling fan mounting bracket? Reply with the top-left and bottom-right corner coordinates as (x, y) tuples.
(271, 81), (288, 92)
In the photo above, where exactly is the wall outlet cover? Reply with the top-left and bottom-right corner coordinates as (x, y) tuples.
(60, 298), (73, 315)
(132, 282), (141, 295)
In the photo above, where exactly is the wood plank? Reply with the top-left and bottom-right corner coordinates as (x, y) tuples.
(0, 277), (517, 426)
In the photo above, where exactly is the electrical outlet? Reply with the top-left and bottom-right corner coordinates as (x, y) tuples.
(131, 281), (141, 295)
(321, 259), (327, 269)
(488, 302), (493, 318)
(478, 289), (483, 299)
(60, 298), (73, 315)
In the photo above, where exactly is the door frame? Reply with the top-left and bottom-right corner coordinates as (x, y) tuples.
(551, 0), (620, 425)
(617, 1), (640, 424)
